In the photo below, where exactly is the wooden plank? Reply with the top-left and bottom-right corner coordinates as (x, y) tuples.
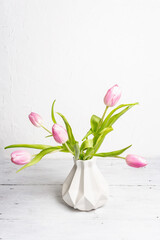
(1, 157), (160, 186)
(0, 185), (160, 240)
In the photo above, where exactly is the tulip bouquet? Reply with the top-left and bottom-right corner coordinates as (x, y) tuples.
(5, 85), (147, 172)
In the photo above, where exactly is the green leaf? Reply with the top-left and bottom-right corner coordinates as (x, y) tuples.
(81, 115), (101, 142)
(84, 127), (113, 160)
(82, 115), (101, 142)
(94, 144), (132, 157)
(45, 134), (53, 138)
(93, 127), (113, 153)
(83, 147), (95, 160)
(107, 105), (135, 127)
(74, 142), (80, 160)
(4, 144), (54, 150)
(80, 139), (93, 151)
(100, 103), (138, 130)
(82, 129), (92, 141)
(57, 112), (76, 145)
(98, 128), (111, 135)
(90, 115), (101, 132)
(51, 100), (57, 124)
(62, 141), (74, 152)
(17, 146), (62, 172)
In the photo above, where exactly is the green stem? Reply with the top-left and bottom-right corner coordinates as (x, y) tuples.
(113, 155), (125, 159)
(40, 125), (52, 134)
(64, 142), (73, 154)
(97, 106), (109, 131)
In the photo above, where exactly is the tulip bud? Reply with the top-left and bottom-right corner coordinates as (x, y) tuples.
(28, 112), (43, 127)
(11, 150), (31, 165)
(52, 124), (68, 144)
(104, 84), (121, 107)
(126, 154), (147, 168)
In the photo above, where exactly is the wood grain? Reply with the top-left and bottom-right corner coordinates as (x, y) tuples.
(0, 157), (160, 240)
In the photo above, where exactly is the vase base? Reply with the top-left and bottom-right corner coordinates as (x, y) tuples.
(62, 159), (109, 211)
(62, 193), (108, 211)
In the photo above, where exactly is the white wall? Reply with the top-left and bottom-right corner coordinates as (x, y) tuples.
(1, 0), (160, 159)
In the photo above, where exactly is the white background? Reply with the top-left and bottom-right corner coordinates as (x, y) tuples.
(0, 0), (160, 159)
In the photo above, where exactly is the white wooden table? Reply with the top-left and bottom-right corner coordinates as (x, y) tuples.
(1, 157), (160, 240)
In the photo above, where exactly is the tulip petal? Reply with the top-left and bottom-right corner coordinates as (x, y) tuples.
(57, 112), (76, 145)
(17, 146), (62, 172)
(126, 154), (147, 168)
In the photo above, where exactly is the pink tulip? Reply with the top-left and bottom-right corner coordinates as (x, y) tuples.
(104, 84), (121, 107)
(52, 124), (68, 144)
(11, 150), (31, 165)
(28, 112), (43, 127)
(126, 154), (147, 168)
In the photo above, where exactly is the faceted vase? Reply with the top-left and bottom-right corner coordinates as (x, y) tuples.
(62, 158), (109, 211)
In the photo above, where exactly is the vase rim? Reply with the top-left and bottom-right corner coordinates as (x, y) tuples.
(73, 157), (96, 163)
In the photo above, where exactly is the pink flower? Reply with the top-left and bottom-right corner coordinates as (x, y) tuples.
(52, 124), (68, 144)
(11, 150), (31, 165)
(126, 154), (147, 168)
(104, 84), (121, 107)
(28, 112), (43, 127)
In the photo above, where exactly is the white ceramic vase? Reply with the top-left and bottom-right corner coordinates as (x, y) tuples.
(62, 158), (109, 211)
